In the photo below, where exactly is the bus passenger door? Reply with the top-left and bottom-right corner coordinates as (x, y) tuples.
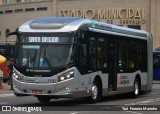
(108, 40), (118, 91)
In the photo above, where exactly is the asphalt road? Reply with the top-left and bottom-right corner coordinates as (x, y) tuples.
(0, 84), (160, 114)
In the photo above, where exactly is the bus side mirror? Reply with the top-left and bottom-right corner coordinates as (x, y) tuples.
(6, 31), (18, 37)
(5, 44), (10, 60)
(6, 30), (20, 42)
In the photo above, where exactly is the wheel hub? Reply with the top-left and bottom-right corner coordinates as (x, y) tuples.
(135, 82), (139, 95)
(92, 85), (98, 100)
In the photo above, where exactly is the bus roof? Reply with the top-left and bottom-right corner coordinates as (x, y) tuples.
(19, 17), (148, 38)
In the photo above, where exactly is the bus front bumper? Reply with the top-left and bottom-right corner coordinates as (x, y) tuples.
(12, 77), (82, 98)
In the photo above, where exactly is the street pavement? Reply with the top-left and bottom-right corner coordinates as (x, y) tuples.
(0, 81), (160, 114)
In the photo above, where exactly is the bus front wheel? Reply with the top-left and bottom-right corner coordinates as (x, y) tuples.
(88, 82), (100, 103)
(132, 78), (140, 98)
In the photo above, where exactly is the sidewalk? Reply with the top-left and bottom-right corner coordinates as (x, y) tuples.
(0, 82), (13, 94)
(152, 80), (160, 84)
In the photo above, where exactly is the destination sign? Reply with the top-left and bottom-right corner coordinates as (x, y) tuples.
(20, 33), (74, 43)
(28, 37), (59, 43)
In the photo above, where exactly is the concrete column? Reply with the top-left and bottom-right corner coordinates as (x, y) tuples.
(52, 0), (57, 16)
(2, 0), (5, 5)
(0, 0), (2, 5)
(150, 0), (156, 49)
(12, 0), (17, 4)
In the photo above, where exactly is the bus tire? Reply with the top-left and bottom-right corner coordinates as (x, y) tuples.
(37, 96), (51, 103)
(88, 82), (100, 103)
(132, 78), (140, 98)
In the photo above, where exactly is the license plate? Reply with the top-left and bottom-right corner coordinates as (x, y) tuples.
(32, 90), (42, 94)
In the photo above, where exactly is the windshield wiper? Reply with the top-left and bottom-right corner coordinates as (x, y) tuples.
(30, 49), (37, 67)
(43, 48), (52, 69)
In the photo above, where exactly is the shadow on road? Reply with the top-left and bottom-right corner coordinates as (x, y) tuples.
(15, 92), (151, 106)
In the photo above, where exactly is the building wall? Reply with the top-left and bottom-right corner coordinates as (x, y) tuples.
(0, 1), (52, 41)
(154, 0), (160, 49)
(0, 0), (160, 49)
(0, 0), (2, 5)
(58, 0), (148, 29)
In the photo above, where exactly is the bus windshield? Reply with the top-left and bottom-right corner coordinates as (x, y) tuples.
(15, 32), (75, 68)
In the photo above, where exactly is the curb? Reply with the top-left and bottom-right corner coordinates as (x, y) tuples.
(152, 80), (160, 84)
(0, 93), (14, 97)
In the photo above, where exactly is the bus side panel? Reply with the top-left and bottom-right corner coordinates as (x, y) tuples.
(117, 71), (147, 93)
(73, 68), (82, 98)
(140, 72), (148, 90)
(117, 73), (135, 93)
(97, 71), (108, 96)
(78, 71), (108, 97)
(78, 72), (96, 97)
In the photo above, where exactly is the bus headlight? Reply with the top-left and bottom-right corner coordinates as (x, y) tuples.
(60, 76), (65, 81)
(13, 73), (19, 79)
(58, 71), (74, 82)
(13, 73), (24, 81)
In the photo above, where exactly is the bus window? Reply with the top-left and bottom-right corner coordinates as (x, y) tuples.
(97, 38), (106, 69)
(77, 32), (87, 66)
(118, 40), (128, 69)
(89, 37), (96, 69)
(139, 42), (147, 69)
(129, 41), (138, 68)
(78, 44), (87, 66)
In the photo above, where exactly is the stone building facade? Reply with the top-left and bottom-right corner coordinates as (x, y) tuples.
(0, 0), (159, 49)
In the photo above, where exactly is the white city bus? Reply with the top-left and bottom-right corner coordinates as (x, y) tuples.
(8, 17), (153, 103)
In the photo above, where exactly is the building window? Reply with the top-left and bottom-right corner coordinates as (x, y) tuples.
(6, 29), (10, 37)
(6, 0), (13, 4)
(25, 8), (34, 12)
(31, 0), (42, 2)
(0, 11), (3, 14)
(14, 9), (23, 13)
(16, 0), (21, 3)
(5, 10), (13, 13)
(37, 7), (47, 11)
(128, 25), (141, 30)
(17, 0), (30, 3)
